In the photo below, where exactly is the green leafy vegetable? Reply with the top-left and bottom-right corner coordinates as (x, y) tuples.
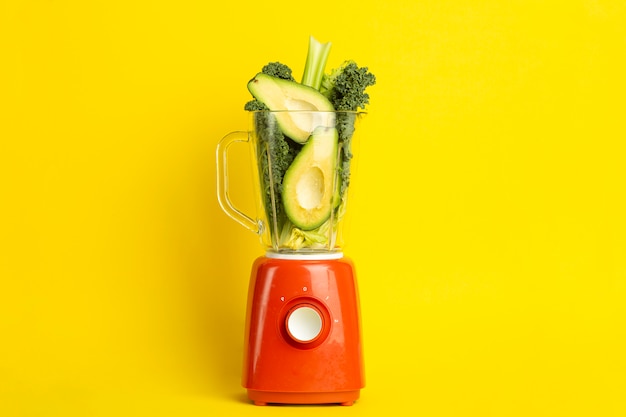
(320, 60), (376, 111)
(321, 61), (376, 199)
(261, 62), (296, 81)
(243, 100), (268, 111)
(252, 112), (302, 239)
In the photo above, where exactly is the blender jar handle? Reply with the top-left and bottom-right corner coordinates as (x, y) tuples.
(216, 131), (260, 234)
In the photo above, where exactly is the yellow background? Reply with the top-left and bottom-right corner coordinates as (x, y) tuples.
(2, 0), (625, 416)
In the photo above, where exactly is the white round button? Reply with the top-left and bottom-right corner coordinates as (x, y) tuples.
(286, 305), (323, 343)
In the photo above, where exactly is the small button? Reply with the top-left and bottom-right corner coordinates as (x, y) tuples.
(286, 305), (323, 343)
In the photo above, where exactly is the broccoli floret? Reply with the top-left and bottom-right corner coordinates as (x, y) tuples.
(261, 62), (295, 81)
(320, 60), (376, 111)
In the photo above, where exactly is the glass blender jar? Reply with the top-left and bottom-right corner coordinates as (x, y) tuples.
(217, 110), (366, 405)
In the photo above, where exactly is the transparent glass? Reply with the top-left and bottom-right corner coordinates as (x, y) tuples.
(217, 111), (365, 255)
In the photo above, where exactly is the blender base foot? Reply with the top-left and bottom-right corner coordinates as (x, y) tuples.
(247, 389), (360, 406)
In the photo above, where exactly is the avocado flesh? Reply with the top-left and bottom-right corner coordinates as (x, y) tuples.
(282, 126), (338, 230)
(247, 73), (335, 143)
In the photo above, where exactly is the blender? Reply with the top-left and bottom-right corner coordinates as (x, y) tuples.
(216, 110), (366, 406)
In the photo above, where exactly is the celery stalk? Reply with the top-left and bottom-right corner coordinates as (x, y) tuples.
(301, 36), (332, 91)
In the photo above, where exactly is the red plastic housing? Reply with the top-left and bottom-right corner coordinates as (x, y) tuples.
(242, 256), (364, 406)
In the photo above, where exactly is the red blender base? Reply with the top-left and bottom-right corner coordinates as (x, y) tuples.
(242, 255), (364, 406)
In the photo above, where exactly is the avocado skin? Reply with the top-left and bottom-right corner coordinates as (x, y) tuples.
(282, 127), (338, 230)
(247, 73), (335, 143)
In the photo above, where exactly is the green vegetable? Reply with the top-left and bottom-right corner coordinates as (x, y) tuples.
(320, 61), (376, 197)
(301, 36), (332, 90)
(261, 62), (295, 81)
(244, 37), (375, 251)
(243, 99), (269, 111)
(320, 60), (376, 111)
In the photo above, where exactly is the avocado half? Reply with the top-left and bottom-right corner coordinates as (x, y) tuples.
(247, 73), (335, 143)
(282, 126), (338, 230)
